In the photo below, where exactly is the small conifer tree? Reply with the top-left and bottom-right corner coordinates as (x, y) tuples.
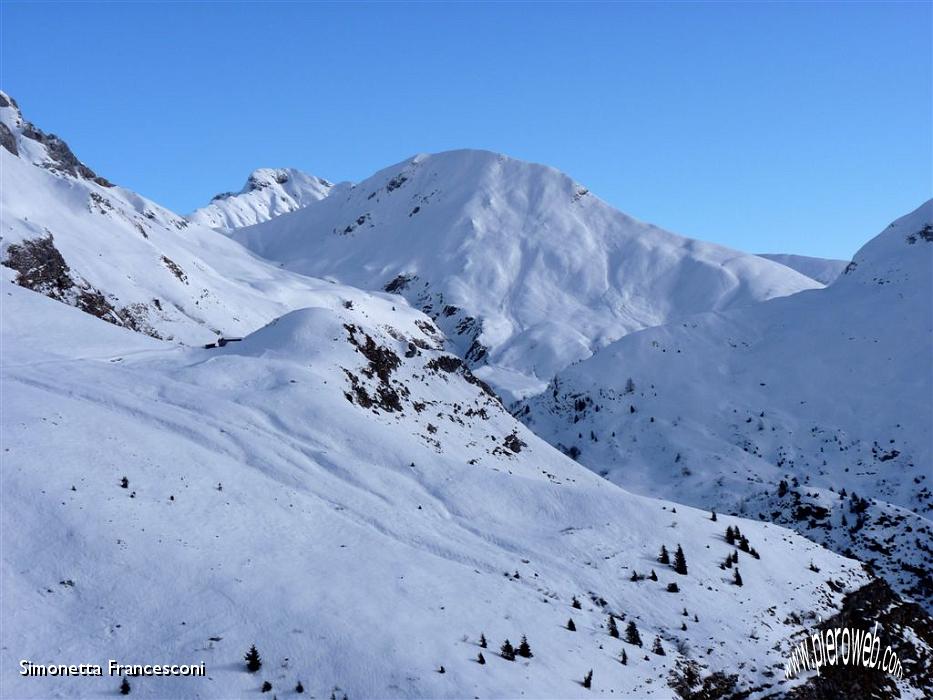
(572, 596), (582, 609)
(500, 639), (516, 661)
(244, 644), (262, 673)
(673, 545), (688, 575)
(734, 568), (743, 586)
(710, 510), (717, 521)
(120, 476), (129, 489)
(517, 635), (533, 658)
(582, 669), (593, 689)
(608, 615), (619, 638)
(120, 677), (131, 695)
(479, 633), (487, 648)
(648, 569), (658, 581)
(625, 620), (642, 646)
(658, 545), (670, 564)
(652, 636), (665, 655)
(620, 649), (628, 665)
(477, 652), (486, 665)
(725, 526), (735, 544)
(296, 680), (305, 693)
(567, 618), (577, 631)
(630, 570), (640, 582)
(261, 680), (272, 693)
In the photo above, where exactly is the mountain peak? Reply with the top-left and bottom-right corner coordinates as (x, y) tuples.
(189, 166), (338, 231)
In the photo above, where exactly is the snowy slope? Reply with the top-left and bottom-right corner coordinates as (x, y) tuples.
(757, 253), (849, 285)
(188, 167), (340, 232)
(0, 92), (361, 345)
(5, 281), (931, 700)
(520, 200), (933, 608)
(230, 150), (822, 400)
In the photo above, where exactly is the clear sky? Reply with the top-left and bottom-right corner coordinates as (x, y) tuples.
(2, 1), (930, 259)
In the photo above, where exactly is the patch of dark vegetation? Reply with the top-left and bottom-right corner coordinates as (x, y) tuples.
(906, 224), (933, 244)
(668, 659), (745, 699)
(426, 355), (463, 373)
(385, 173), (408, 192)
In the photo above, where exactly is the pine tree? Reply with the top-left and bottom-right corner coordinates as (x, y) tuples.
(517, 635), (533, 658)
(625, 620), (642, 646)
(244, 644), (262, 672)
(682, 607), (688, 616)
(694, 614), (699, 623)
(119, 677), (131, 695)
(778, 479), (788, 498)
(582, 669), (593, 689)
(477, 652), (486, 665)
(296, 680), (305, 693)
(725, 526), (735, 545)
(479, 633), (487, 648)
(710, 511), (717, 521)
(630, 570), (640, 582)
(120, 476), (129, 489)
(500, 639), (516, 661)
(658, 545), (670, 564)
(666, 582), (680, 593)
(572, 596), (582, 609)
(734, 568), (743, 586)
(652, 637), (665, 655)
(261, 681), (272, 693)
(608, 615), (619, 638)
(681, 622), (687, 631)
(438, 666), (445, 674)
(619, 649), (628, 665)
(673, 545), (688, 575)
(648, 569), (658, 581)
(567, 618), (576, 631)
(624, 377), (635, 394)
(739, 535), (750, 553)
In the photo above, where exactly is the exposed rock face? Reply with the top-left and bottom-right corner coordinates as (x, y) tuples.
(784, 579), (932, 699)
(0, 122), (17, 156)
(20, 123), (112, 187)
(2, 234), (159, 338)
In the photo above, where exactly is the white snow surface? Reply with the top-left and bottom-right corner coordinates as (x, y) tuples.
(520, 200), (933, 607)
(188, 168), (340, 232)
(0, 94), (362, 346)
(2, 280), (884, 699)
(757, 253), (849, 285)
(229, 150), (822, 401)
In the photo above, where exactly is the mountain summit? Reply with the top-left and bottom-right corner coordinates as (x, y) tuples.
(230, 149), (821, 399)
(188, 167), (339, 231)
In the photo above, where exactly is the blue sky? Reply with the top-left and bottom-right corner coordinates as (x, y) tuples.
(2, 2), (930, 258)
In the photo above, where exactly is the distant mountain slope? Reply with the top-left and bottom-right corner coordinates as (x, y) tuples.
(230, 150), (821, 400)
(6, 279), (930, 699)
(519, 201), (933, 607)
(0, 92), (356, 345)
(188, 167), (341, 231)
(758, 253), (849, 285)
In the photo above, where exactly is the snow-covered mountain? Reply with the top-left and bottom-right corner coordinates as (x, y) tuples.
(229, 150), (822, 400)
(188, 167), (340, 232)
(5, 277), (931, 699)
(757, 253), (849, 285)
(3, 92), (931, 699)
(520, 200), (933, 609)
(0, 92), (358, 345)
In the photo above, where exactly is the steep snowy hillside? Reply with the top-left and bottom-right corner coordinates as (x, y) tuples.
(757, 253), (849, 285)
(5, 282), (932, 699)
(188, 167), (341, 231)
(0, 92), (359, 345)
(230, 150), (821, 400)
(520, 201), (933, 609)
